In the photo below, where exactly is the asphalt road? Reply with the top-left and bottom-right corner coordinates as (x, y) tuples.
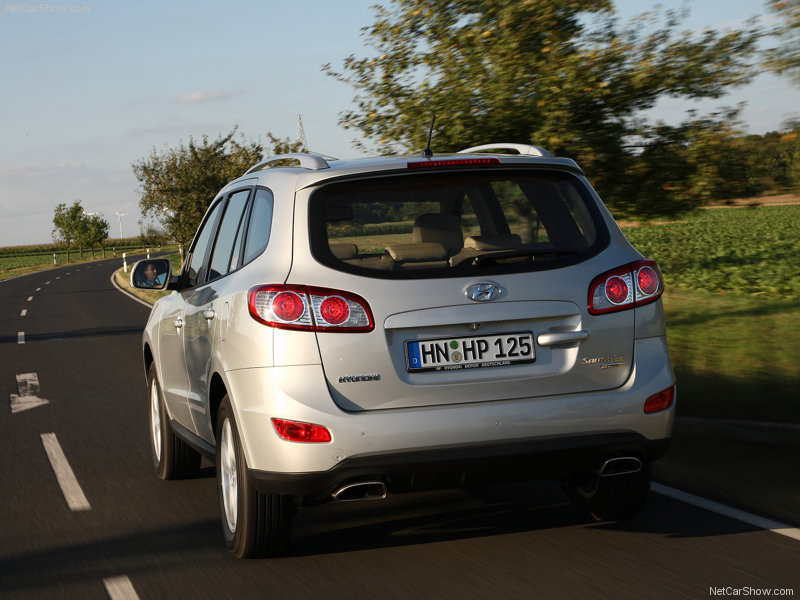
(1, 258), (798, 599)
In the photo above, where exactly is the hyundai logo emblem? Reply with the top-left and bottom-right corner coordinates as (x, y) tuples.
(465, 283), (502, 302)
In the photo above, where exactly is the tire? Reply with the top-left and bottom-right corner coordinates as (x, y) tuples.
(216, 395), (293, 558)
(567, 462), (652, 522)
(148, 363), (201, 480)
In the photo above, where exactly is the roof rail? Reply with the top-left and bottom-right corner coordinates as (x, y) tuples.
(458, 143), (553, 158)
(245, 152), (331, 174)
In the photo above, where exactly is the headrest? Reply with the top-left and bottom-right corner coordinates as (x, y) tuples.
(412, 213), (463, 252)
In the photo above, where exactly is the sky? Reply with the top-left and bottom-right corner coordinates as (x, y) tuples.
(1, 0), (797, 247)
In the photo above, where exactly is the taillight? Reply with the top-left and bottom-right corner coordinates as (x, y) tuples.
(644, 386), (675, 414)
(588, 259), (663, 315)
(271, 418), (332, 443)
(248, 285), (374, 332)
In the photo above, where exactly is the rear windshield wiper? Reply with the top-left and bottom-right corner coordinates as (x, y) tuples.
(469, 248), (576, 266)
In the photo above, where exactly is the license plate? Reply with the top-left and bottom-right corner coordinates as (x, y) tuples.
(405, 332), (535, 372)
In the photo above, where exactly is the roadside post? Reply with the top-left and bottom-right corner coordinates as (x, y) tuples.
(123, 252), (128, 273)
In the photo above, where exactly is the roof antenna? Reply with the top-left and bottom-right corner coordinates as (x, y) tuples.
(421, 112), (436, 158)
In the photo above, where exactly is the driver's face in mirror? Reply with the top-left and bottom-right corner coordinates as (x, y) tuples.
(134, 259), (168, 289)
(144, 263), (158, 283)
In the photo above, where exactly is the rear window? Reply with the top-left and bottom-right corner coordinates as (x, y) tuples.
(309, 169), (608, 278)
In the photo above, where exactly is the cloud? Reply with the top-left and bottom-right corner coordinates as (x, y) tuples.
(177, 90), (244, 105)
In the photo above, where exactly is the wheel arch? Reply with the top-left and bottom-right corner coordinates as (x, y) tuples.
(209, 371), (228, 442)
(143, 342), (154, 383)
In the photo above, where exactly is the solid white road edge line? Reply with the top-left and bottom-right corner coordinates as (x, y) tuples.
(109, 271), (152, 308)
(103, 576), (140, 600)
(652, 483), (800, 542)
(40, 433), (91, 511)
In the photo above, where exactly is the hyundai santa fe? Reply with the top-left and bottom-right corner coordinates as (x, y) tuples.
(131, 143), (676, 558)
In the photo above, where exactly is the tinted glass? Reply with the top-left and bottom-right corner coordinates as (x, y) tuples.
(186, 200), (224, 286)
(242, 188), (274, 264)
(309, 169), (607, 279)
(208, 190), (250, 282)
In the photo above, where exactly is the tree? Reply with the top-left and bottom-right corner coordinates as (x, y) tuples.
(266, 132), (307, 155)
(132, 128), (263, 249)
(325, 0), (761, 216)
(765, 0), (800, 84)
(84, 214), (110, 258)
(52, 201), (85, 262)
(139, 221), (167, 250)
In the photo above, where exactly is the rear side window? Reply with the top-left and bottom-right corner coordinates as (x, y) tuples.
(309, 169), (607, 278)
(242, 188), (274, 265)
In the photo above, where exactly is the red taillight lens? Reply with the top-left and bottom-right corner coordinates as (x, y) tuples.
(271, 418), (332, 443)
(272, 291), (305, 322)
(249, 285), (374, 332)
(588, 259), (663, 315)
(637, 265), (659, 296)
(319, 296), (349, 325)
(605, 276), (630, 305)
(644, 386), (675, 414)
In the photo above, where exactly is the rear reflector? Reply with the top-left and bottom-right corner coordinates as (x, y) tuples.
(644, 386), (675, 414)
(271, 418), (332, 443)
(407, 158), (501, 169)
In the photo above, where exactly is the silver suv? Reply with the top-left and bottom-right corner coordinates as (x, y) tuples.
(132, 143), (675, 558)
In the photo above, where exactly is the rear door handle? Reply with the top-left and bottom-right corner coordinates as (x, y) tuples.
(537, 330), (589, 346)
(173, 318), (183, 329)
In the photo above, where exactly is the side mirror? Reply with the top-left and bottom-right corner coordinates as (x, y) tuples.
(130, 258), (172, 291)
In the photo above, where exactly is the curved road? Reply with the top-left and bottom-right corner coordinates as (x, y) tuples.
(1, 258), (798, 599)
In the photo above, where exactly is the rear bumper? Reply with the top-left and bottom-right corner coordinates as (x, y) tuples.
(249, 432), (670, 501)
(225, 335), (675, 485)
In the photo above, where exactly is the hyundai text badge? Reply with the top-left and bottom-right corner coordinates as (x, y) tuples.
(465, 283), (502, 302)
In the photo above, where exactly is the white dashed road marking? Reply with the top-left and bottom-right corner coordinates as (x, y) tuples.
(653, 483), (800, 542)
(35, 287), (41, 291)
(20, 309), (27, 317)
(40, 433), (91, 511)
(27, 296), (33, 301)
(17, 332), (24, 344)
(103, 576), (140, 600)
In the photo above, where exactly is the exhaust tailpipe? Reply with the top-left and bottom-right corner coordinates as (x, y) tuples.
(599, 457), (642, 477)
(332, 481), (387, 502)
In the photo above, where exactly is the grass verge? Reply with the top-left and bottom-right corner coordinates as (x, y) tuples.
(655, 289), (800, 525)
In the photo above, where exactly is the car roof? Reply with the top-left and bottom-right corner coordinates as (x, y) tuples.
(220, 145), (584, 195)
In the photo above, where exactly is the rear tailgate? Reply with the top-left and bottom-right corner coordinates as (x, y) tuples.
(312, 269), (634, 411)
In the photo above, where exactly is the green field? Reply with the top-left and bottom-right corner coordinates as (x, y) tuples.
(622, 205), (800, 524)
(623, 204), (800, 297)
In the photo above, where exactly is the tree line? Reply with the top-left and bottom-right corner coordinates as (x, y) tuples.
(128, 0), (799, 242)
